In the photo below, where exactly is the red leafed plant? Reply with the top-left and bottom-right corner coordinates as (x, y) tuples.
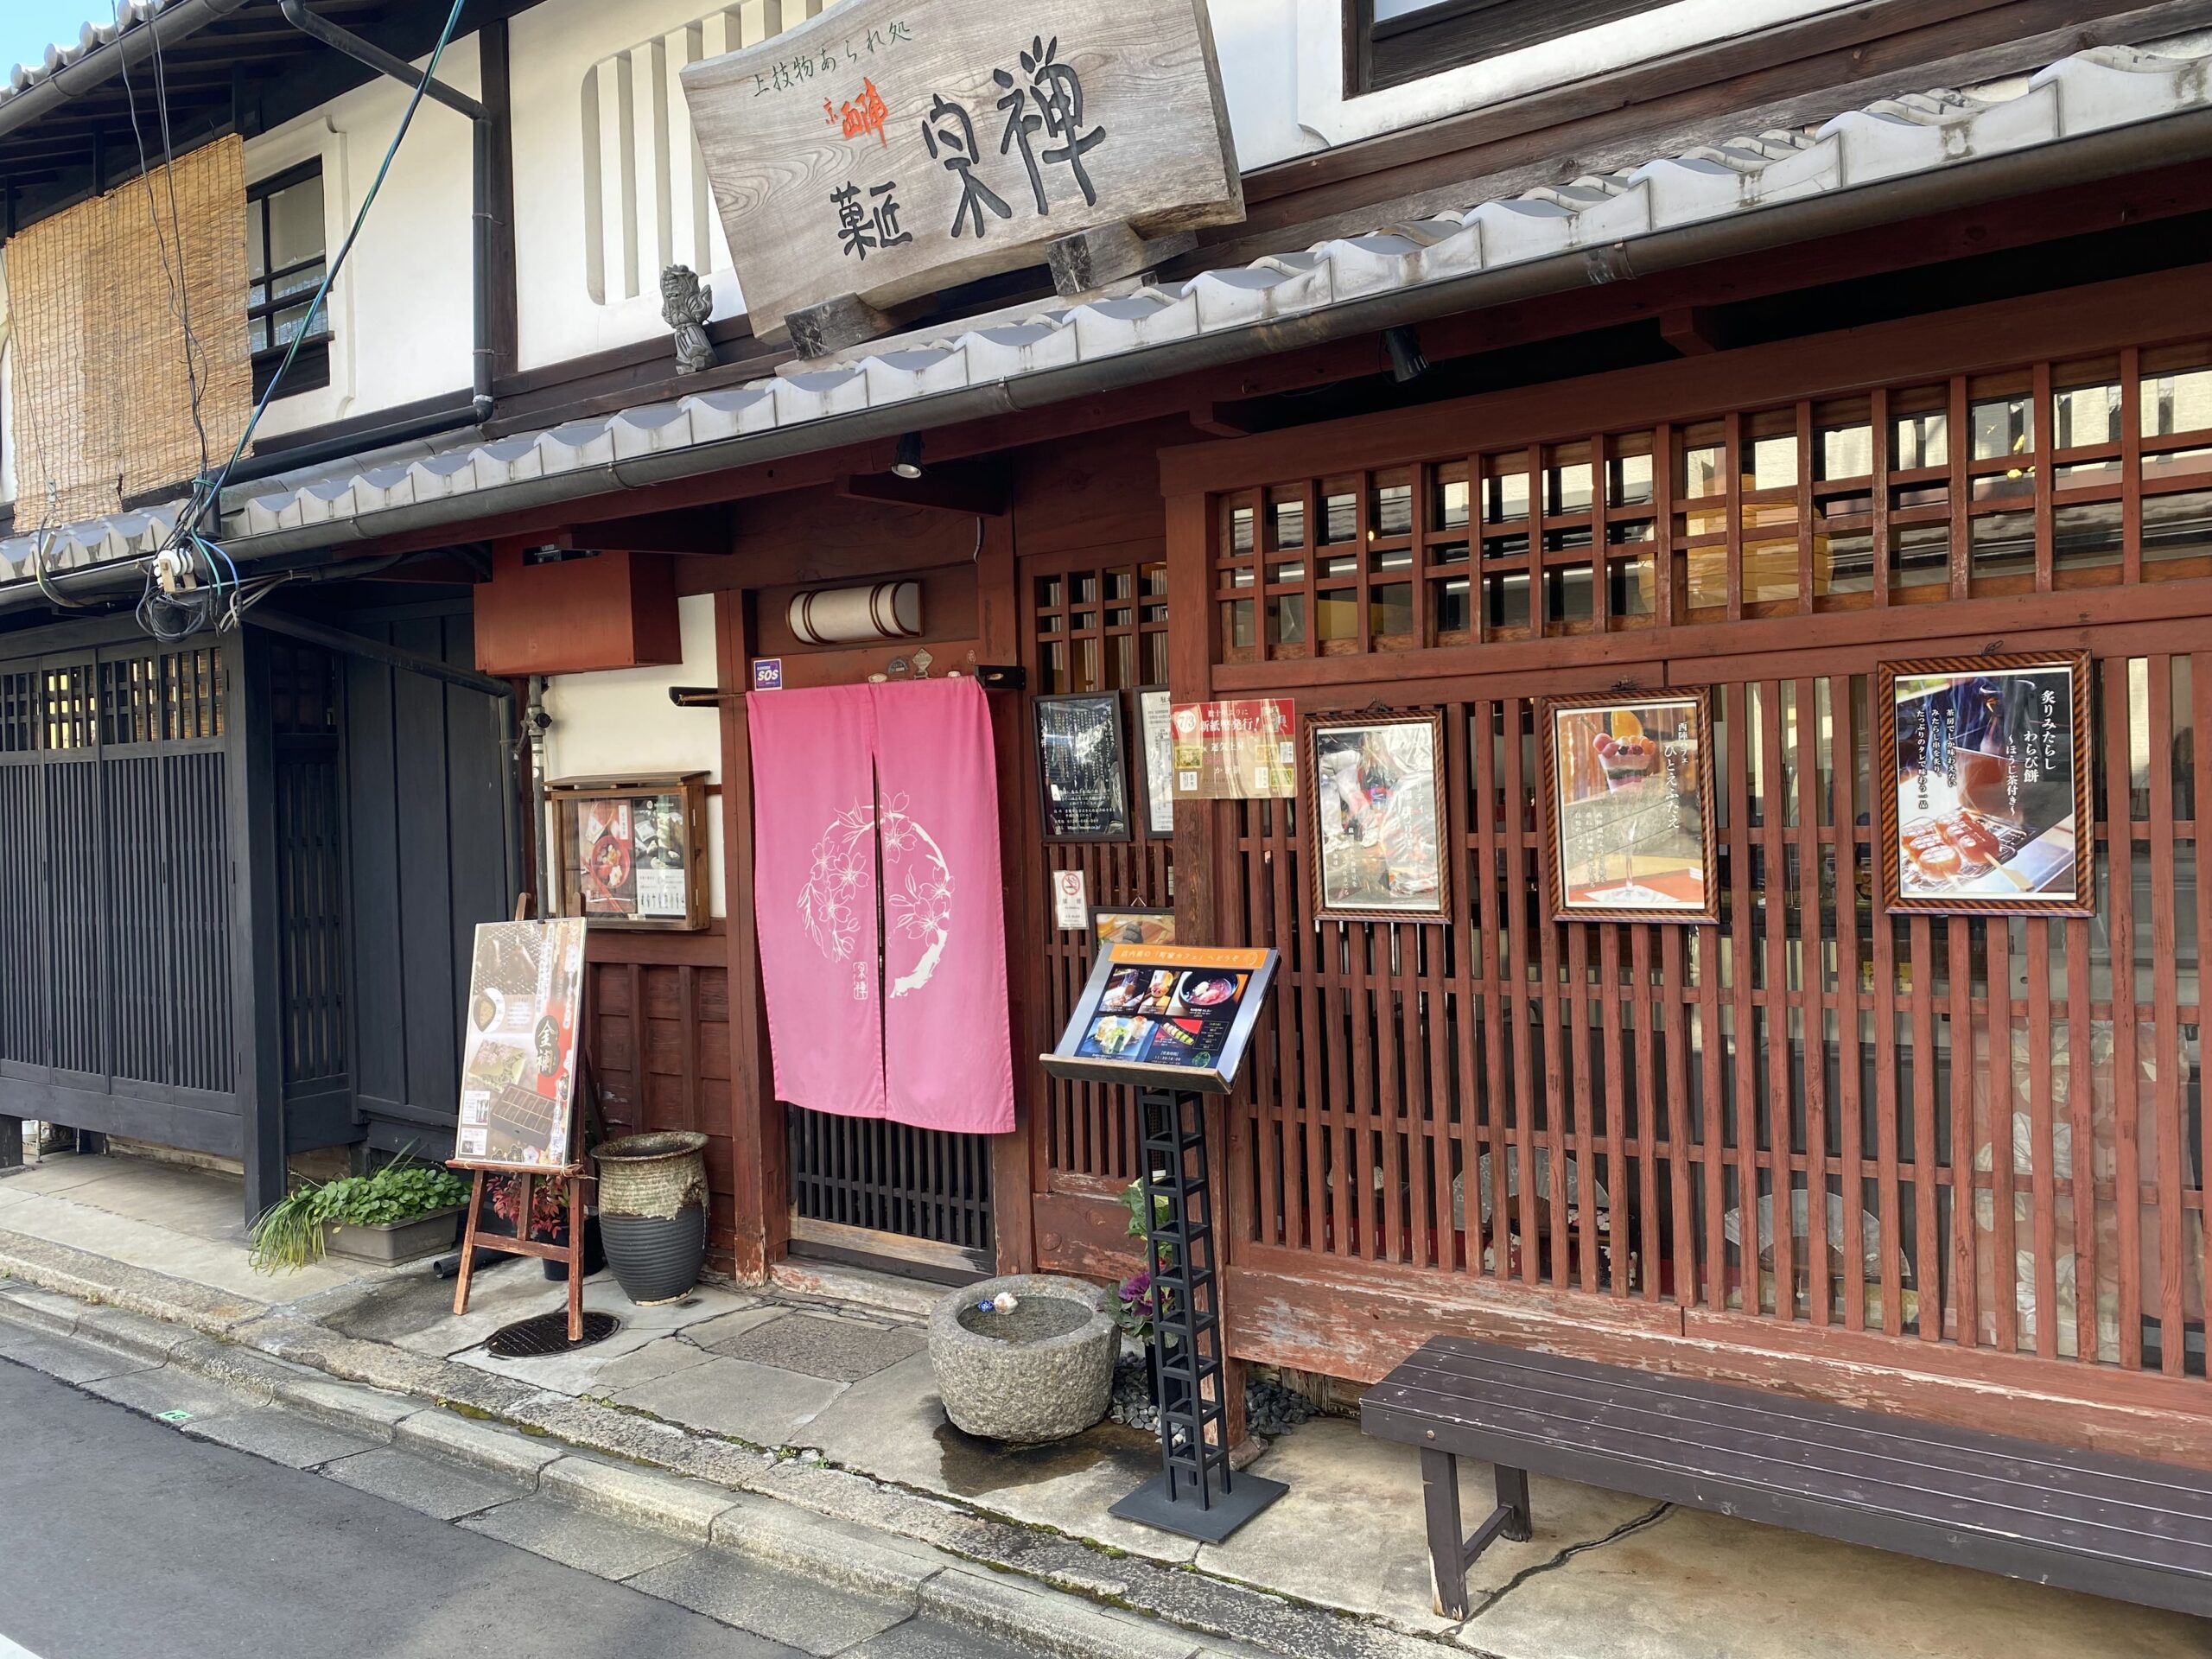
(489, 1173), (569, 1240)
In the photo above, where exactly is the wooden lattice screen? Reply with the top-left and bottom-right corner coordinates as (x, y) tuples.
(1185, 330), (2212, 1381)
(6, 134), (251, 528)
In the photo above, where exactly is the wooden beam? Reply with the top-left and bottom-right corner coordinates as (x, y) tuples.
(835, 463), (1008, 518)
(1187, 403), (1256, 439)
(496, 507), (734, 556)
(1659, 304), (1735, 356)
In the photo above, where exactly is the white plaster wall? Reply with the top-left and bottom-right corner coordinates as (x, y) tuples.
(509, 0), (762, 373)
(270, 0), (1871, 418)
(245, 36), (481, 439)
(540, 592), (728, 916)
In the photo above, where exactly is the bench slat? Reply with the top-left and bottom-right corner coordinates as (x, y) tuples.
(1368, 1382), (2212, 1576)
(1381, 1348), (2212, 1529)
(1409, 1335), (2212, 1504)
(1363, 1338), (2212, 1600)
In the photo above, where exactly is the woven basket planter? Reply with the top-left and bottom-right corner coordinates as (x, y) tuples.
(593, 1131), (710, 1306)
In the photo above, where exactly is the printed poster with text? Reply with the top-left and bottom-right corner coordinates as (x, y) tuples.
(454, 918), (588, 1170)
(1169, 698), (1296, 800)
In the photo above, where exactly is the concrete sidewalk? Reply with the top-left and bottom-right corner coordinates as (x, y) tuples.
(3, 1150), (2205, 1659)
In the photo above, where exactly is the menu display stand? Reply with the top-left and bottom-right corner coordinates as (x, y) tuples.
(1042, 943), (1285, 1542)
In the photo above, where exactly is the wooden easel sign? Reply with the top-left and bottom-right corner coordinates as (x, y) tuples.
(448, 900), (592, 1338)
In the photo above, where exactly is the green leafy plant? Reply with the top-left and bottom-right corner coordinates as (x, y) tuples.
(249, 1158), (472, 1274)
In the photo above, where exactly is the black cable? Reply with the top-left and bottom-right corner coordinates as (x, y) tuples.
(147, 7), (212, 480)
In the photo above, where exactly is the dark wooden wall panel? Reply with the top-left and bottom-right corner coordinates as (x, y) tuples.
(341, 604), (518, 1154)
(583, 931), (735, 1274)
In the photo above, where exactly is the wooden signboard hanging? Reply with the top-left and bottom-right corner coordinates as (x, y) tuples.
(448, 902), (592, 1339)
(680, 0), (1244, 350)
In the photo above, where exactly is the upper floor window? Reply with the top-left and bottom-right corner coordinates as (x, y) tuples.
(1348, 0), (1655, 94)
(247, 162), (331, 399)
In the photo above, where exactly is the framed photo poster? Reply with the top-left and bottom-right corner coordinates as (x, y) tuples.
(1875, 652), (2093, 915)
(546, 772), (710, 931)
(1306, 709), (1449, 923)
(1137, 689), (1176, 837)
(1540, 690), (1718, 923)
(1035, 693), (1132, 842)
(1093, 906), (1176, 954)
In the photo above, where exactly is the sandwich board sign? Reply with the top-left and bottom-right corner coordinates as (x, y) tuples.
(680, 0), (1244, 342)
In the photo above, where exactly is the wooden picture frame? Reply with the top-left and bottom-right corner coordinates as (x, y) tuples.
(1137, 688), (1177, 840)
(1538, 690), (1719, 925)
(1091, 906), (1176, 955)
(546, 772), (711, 931)
(1034, 692), (1133, 842)
(1304, 708), (1451, 924)
(1874, 651), (2094, 917)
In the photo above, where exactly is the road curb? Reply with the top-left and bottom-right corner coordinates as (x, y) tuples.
(0, 1229), (1450, 1659)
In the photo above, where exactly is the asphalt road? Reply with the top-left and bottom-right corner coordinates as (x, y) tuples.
(0, 1356), (800, 1659)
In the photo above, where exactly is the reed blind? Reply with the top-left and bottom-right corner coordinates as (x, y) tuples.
(7, 134), (251, 530)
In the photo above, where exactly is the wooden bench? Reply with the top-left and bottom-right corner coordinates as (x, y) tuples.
(1362, 1335), (2212, 1619)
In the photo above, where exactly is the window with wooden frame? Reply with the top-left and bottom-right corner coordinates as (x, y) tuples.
(246, 161), (330, 400)
(1345, 0), (1655, 95)
(1212, 337), (2212, 660)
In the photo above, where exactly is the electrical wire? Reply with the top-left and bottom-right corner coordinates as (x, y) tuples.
(141, 0), (470, 642)
(114, 6), (211, 482)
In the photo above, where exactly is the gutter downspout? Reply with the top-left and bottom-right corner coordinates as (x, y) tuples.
(274, 0), (493, 426)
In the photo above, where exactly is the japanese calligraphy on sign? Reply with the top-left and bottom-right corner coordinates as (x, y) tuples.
(680, 0), (1243, 340)
(1874, 652), (2094, 916)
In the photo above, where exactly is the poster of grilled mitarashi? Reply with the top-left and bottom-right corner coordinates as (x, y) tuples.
(454, 918), (588, 1169)
(1876, 652), (2094, 916)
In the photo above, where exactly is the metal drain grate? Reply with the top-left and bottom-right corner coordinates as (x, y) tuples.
(486, 1310), (620, 1357)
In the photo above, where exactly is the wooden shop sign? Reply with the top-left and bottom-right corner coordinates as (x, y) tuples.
(680, 0), (1243, 348)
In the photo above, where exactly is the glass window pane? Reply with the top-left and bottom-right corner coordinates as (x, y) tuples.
(1891, 399), (1948, 470)
(1267, 490), (1305, 550)
(1545, 448), (1592, 515)
(2144, 488), (2212, 564)
(2145, 363), (2212, 439)
(1970, 394), (2034, 462)
(1743, 431), (1796, 491)
(1228, 505), (1254, 556)
(1370, 582), (1414, 644)
(1889, 522), (1949, 589)
(2053, 502), (2122, 573)
(1372, 471), (1413, 537)
(1433, 461), (1470, 529)
(1268, 594), (1306, 648)
(1315, 589), (1358, 644)
(1968, 511), (2036, 579)
(267, 175), (324, 270)
(1482, 459), (1529, 524)
(272, 261), (324, 303)
(2052, 380), (2121, 449)
(1319, 478), (1358, 543)
(246, 206), (266, 280)
(1433, 575), (1471, 636)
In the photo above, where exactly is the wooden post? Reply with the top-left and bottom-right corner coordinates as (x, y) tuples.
(979, 512), (1040, 1275)
(717, 588), (787, 1281)
(0, 1116), (21, 1171)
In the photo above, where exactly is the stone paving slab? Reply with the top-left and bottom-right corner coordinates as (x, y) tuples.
(83, 1363), (259, 1425)
(0, 1322), (157, 1386)
(179, 1405), (384, 1469)
(613, 1351), (849, 1446)
(625, 1547), (914, 1657)
(1456, 1501), (2212, 1659)
(460, 1491), (696, 1580)
(709, 1309), (926, 1382)
(321, 1445), (536, 1521)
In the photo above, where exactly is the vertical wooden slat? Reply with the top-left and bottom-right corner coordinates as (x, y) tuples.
(1795, 676), (1829, 1326)
(1568, 922), (1598, 1294)
(1475, 705), (1513, 1281)
(2066, 910), (2098, 1362)
(1759, 681), (1796, 1317)
(1986, 914), (2018, 1353)
(1726, 682), (1759, 1311)
(1948, 916), (1978, 1348)
(1630, 925), (1662, 1303)
(2195, 652), (2212, 1369)
(2027, 916), (2059, 1360)
(1503, 701), (1542, 1288)
(1599, 924), (1629, 1295)
(1910, 915), (1940, 1341)
(2145, 657), (2184, 1374)
(1832, 674), (1869, 1332)
(1662, 925), (1695, 1306)
(2105, 664), (2144, 1369)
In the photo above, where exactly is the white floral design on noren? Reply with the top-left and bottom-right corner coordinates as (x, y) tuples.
(798, 790), (952, 1001)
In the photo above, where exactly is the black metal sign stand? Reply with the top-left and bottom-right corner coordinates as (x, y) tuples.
(1109, 1085), (1287, 1542)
